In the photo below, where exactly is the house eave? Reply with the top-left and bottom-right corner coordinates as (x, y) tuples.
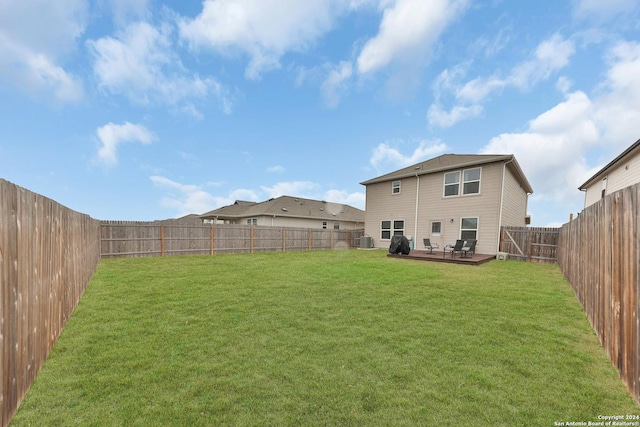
(578, 138), (640, 190)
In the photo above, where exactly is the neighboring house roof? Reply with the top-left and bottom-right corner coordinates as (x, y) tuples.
(199, 195), (365, 223)
(155, 214), (204, 225)
(578, 138), (640, 190)
(360, 153), (533, 193)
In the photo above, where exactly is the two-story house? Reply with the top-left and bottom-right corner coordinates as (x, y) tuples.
(360, 154), (533, 255)
(579, 138), (640, 208)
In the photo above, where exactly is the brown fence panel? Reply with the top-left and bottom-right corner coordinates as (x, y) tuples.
(500, 226), (560, 263)
(253, 226), (285, 252)
(163, 225), (211, 256)
(100, 222), (364, 257)
(101, 222), (161, 257)
(557, 184), (640, 406)
(0, 179), (100, 426)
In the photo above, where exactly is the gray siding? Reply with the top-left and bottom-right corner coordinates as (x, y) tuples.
(232, 215), (363, 230)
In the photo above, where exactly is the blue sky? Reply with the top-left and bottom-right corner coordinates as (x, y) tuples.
(1, 0), (639, 226)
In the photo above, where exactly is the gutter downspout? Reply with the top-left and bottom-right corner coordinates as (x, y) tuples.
(414, 173), (420, 250)
(497, 160), (513, 253)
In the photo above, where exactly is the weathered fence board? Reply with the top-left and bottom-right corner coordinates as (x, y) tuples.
(557, 184), (640, 406)
(100, 222), (364, 258)
(500, 226), (560, 263)
(0, 179), (101, 427)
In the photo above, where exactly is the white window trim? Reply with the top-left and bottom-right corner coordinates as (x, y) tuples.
(462, 167), (481, 195)
(443, 171), (460, 197)
(381, 220), (391, 240)
(431, 220), (442, 237)
(393, 220), (405, 237)
(381, 219), (405, 240)
(392, 180), (401, 195)
(444, 167), (482, 197)
(460, 217), (479, 240)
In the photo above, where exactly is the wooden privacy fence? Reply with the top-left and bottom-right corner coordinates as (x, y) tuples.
(557, 184), (640, 406)
(499, 226), (560, 263)
(101, 222), (365, 258)
(0, 179), (101, 427)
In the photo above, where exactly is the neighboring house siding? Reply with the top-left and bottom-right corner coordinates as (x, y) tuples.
(231, 216), (361, 229)
(365, 162), (508, 254)
(583, 149), (640, 207)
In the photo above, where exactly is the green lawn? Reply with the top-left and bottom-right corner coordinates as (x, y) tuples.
(11, 250), (639, 426)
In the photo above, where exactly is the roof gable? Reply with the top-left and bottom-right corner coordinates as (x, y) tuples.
(360, 153), (533, 193)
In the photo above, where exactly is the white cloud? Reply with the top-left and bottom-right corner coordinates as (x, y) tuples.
(150, 175), (219, 215)
(427, 103), (482, 128)
(179, 0), (341, 80)
(260, 181), (319, 199)
(267, 165), (285, 173)
(0, 0), (86, 103)
(508, 34), (576, 89)
(481, 90), (599, 209)
(458, 34), (575, 104)
(323, 189), (366, 210)
(150, 176), (261, 215)
(321, 61), (353, 108)
(96, 122), (155, 167)
(370, 140), (448, 171)
(428, 34), (575, 128)
(356, 0), (468, 75)
(478, 38), (640, 224)
(149, 176), (365, 216)
(573, 0), (638, 21)
(106, 0), (151, 24)
(593, 41), (640, 149)
(88, 21), (229, 114)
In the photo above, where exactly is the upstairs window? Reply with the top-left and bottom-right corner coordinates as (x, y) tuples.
(444, 172), (460, 196)
(333, 222), (340, 230)
(392, 180), (401, 194)
(444, 168), (481, 196)
(463, 168), (481, 194)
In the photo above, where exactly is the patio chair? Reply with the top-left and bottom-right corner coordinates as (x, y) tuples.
(443, 239), (464, 258)
(423, 238), (439, 254)
(460, 239), (477, 258)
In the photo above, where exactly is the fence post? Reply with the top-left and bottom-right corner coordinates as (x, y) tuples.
(308, 229), (312, 251)
(282, 227), (286, 252)
(330, 230), (333, 250)
(250, 226), (255, 254)
(160, 224), (165, 256)
(210, 226), (215, 255)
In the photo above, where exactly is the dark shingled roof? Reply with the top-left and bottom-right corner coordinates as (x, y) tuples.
(199, 195), (365, 223)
